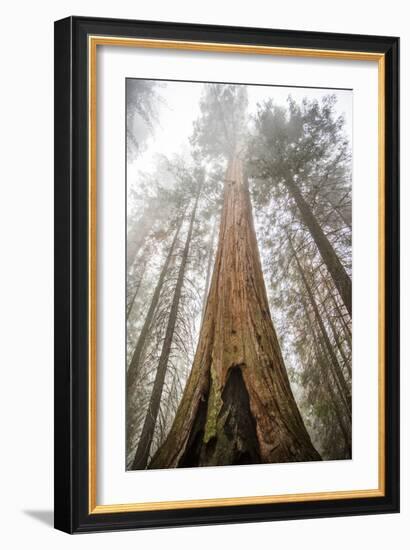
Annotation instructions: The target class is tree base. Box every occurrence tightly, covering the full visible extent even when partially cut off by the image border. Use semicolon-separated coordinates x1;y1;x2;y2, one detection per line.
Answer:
179;367;262;467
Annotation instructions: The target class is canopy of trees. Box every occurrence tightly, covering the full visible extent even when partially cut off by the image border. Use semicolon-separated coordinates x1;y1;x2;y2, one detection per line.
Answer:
126;79;352;470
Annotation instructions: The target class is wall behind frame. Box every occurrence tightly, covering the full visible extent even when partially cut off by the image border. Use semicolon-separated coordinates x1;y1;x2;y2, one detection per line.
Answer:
0;0;406;547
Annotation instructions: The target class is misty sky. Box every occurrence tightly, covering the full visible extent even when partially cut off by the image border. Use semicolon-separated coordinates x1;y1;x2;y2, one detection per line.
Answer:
127;79;352;186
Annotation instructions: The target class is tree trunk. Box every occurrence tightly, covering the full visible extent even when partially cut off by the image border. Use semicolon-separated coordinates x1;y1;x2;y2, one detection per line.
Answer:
324;305;351;377
150;156;320;469
285;177;352;316
289;237;351;419
300;296;351;454
320;265;352;341
325;192;352;230
201;216;217;321
126;217;183;452
127;261;147;320
127;208;154;270
131;188;201;469
315;341;352;455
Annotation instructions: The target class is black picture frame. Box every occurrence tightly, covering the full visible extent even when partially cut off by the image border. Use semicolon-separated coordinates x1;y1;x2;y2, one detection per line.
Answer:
54;15;399;533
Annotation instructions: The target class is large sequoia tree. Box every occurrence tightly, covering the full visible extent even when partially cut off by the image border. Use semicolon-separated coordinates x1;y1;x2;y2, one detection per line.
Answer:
150;86;320;468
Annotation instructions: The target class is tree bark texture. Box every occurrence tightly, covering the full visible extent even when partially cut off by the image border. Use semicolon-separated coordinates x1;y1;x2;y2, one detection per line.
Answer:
150;157;320;469
201;216;217;321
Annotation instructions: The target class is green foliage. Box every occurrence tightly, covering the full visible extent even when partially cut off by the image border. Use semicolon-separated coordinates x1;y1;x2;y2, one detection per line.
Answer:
248;95;351;208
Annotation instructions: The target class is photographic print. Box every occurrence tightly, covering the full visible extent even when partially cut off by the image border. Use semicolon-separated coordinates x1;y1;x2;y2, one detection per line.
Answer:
126;79;352;471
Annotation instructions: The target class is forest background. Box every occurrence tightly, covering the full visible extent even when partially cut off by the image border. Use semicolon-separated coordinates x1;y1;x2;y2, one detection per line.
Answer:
126;79;352;470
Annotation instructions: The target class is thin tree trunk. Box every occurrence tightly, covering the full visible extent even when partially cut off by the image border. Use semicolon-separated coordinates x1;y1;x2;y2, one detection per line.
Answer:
324;305;351;377
310;320;351;455
285;177;352;316
325;193;352;230
315;262;351;377
126;217;184;452
318;329;352;423
162;375;177;432
127;262;147;320
131;188;202;469
317;353;352;456
127;207;155;270
320;265;352;341
299;290;351;453
150;156;320;469
289;237;351;418
201;216;217;321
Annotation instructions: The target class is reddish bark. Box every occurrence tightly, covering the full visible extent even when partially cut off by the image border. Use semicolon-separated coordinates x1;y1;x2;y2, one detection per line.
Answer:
150;156;320;468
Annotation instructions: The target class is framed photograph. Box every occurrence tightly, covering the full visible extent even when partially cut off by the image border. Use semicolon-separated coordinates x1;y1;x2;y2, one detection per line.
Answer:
54;16;399;533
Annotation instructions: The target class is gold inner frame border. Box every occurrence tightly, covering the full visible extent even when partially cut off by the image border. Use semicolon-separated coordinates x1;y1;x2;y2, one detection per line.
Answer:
87;35;385;514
